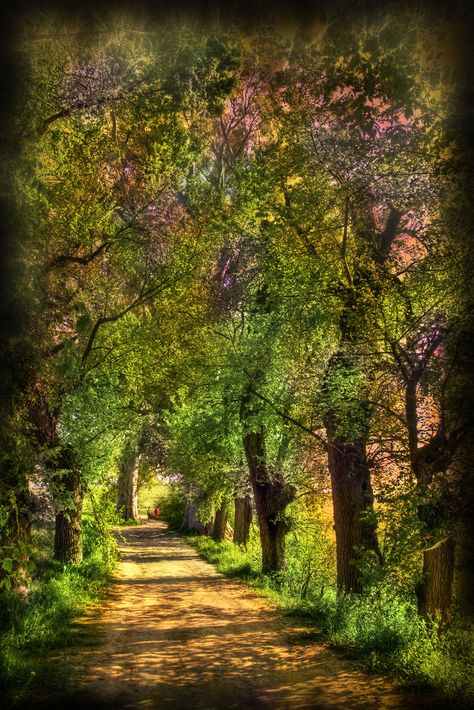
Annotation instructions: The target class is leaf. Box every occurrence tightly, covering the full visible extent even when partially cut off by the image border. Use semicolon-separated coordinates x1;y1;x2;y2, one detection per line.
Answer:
2;558;13;572
0;576;12;591
76;314;92;334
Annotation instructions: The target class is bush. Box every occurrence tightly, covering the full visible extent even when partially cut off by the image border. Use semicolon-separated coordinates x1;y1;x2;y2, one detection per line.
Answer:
158;486;186;529
187;529;262;579
0;516;117;697
187;531;474;706
82;517;118;573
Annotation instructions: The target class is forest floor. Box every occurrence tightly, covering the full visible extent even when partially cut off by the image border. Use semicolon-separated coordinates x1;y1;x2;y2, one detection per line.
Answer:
24;522;445;710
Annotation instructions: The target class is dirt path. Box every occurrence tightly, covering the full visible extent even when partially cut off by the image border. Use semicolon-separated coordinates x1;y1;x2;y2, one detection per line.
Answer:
31;523;441;709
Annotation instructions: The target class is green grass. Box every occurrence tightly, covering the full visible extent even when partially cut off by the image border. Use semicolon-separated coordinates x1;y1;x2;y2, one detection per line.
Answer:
137;478;170;518
186;533;474;707
0;517;118;702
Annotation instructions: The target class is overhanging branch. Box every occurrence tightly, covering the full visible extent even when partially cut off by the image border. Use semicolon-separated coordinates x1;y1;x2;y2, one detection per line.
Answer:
248;387;330;452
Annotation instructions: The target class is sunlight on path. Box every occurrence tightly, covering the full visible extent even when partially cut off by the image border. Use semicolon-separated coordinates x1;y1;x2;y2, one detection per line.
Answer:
34;523;440;709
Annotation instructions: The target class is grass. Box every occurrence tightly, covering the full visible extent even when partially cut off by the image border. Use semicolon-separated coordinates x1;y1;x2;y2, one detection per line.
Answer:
0;516;118;703
137;478;170;519
185;532;474;707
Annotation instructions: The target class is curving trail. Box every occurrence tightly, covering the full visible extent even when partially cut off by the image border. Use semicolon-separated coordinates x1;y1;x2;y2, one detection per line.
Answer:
30;522;441;709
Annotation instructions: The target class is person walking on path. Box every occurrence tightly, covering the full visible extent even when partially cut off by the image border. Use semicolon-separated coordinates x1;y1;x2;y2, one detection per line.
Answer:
147;507;153;520
154;505;159;520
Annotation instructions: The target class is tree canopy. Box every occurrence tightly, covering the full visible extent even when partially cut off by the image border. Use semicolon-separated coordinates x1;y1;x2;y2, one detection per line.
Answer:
1;5;473;671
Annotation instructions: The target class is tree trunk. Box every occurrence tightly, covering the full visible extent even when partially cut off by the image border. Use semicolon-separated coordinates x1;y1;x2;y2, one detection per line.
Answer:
405;376;458;627
54;467;84;564
417;535;456;629
181;502;200;531
1;365;49;588
233;494;252;546
212;502;229;542
319;209;402;592
241;425;295;573
116;447;141;521
327;428;381;593
1;490;33;589
204;518;214;536
180;502;211;533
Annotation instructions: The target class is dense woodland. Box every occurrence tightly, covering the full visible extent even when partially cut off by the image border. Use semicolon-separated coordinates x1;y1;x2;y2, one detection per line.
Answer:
1;5;473;704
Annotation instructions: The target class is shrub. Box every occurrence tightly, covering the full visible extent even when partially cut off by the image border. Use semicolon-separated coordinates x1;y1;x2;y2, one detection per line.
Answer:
0;514;117;696
187;531;474;706
158;486;187;529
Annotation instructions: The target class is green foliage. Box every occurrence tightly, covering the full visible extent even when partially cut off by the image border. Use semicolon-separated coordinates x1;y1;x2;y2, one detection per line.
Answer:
186;531;261;581
320;352;371;438
157;486;187;530
0;520;117;695
81;517;119;569
376;481;424;594
2;10;469;708
281;503;336;600
316;592;474;704
189;532;473;705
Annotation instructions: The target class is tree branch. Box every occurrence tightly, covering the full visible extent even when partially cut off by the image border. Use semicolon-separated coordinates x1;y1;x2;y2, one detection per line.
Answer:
248;387;330;452
81;273;181;363
376;207;403;264
45;240;111;271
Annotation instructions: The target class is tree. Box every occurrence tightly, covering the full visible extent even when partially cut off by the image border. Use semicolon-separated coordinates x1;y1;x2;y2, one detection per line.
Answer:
116;441;142;522
252;18;453;592
9;18;238;564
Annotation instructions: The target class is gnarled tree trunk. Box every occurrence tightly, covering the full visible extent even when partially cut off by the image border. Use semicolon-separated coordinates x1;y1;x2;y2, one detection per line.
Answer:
241;422;295;573
233;494;252;546
204;518;214;535
327;428;381;593
212;502;229;542
322;346;382;593
405;376;460;627
321;207;401;592
418;535;456;629
116;446;141;521
181;502;200;532
180;502;212;534
54;463;84;564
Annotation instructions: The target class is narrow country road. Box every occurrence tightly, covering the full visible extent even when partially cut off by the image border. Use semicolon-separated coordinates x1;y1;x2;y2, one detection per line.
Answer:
29;522;442;709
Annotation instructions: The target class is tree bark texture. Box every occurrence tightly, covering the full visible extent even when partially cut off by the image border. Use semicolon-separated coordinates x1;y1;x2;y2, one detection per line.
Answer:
204;518;214;536
180;502;212;534
241;425;295;573
406;378;454;529
116;447;141;521
417;534;456;628
212;502;229;542
181;502;201;531
404;371;461;627
54;467;84;564
321;208;402;592
233;494;252;546
327;429;381;593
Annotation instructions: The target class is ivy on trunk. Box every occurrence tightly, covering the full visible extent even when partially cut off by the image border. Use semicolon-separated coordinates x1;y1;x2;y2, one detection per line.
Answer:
53;449;84;564
240;407;295;573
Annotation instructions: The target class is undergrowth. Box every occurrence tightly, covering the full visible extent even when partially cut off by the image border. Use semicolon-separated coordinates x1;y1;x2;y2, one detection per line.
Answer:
157;486;187;530
186;532;474;707
0;514;118;700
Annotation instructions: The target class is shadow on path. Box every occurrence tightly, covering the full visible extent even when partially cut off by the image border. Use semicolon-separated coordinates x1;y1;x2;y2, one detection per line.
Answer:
25;522;445;710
